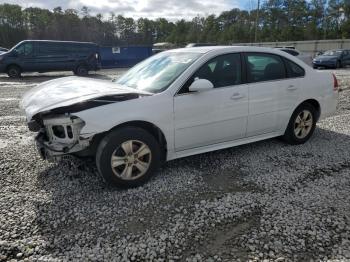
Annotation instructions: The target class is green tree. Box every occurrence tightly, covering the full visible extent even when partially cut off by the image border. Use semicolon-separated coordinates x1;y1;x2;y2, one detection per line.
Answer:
0;4;27;47
0;2;349;48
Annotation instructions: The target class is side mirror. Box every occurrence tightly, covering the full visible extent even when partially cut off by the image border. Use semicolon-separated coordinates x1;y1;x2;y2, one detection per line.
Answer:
189;78;214;92
12;50;18;57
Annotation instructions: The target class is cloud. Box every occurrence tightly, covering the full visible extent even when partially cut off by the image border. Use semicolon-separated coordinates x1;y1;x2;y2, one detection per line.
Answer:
0;0;241;20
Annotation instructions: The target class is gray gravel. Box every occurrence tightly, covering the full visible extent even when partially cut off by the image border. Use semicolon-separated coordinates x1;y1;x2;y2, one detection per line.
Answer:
0;69;350;261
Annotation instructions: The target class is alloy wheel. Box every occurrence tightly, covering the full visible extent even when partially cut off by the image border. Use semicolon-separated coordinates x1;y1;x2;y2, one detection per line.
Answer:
110;140;152;180
294;110;313;139
77;66;88;76
8;68;19;78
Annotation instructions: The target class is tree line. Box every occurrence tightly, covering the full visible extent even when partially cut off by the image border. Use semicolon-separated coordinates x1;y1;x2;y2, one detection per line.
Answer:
0;1;350;48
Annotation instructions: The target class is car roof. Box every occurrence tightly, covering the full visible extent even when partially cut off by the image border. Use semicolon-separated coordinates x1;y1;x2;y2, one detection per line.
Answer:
20;40;98;45
278;47;298;51
168;45;286;55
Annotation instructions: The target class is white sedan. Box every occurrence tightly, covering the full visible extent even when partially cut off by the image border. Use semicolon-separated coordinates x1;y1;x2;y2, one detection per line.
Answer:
21;46;339;188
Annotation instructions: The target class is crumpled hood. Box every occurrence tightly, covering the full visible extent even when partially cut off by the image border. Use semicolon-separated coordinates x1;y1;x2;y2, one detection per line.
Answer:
21;76;151;121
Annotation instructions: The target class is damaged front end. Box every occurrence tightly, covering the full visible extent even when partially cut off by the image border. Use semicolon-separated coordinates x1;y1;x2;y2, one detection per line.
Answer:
21;76;153;161
35;115;91;160
28;93;147;160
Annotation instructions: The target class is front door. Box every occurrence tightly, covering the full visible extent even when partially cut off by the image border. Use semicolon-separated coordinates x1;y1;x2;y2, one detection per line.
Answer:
174;53;248;151
15;42;37;72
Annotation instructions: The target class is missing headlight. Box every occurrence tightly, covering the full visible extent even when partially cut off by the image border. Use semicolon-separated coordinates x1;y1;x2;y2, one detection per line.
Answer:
43;115;85;144
67;126;73;139
52;125;66;139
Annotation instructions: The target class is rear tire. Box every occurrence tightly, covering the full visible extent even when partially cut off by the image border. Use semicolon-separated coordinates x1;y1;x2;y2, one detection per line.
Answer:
283;103;317;145
96;127;161;188
7;65;21;78
74;65;89;76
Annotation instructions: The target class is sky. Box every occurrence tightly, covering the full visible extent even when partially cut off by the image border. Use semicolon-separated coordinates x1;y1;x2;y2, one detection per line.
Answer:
0;0;255;20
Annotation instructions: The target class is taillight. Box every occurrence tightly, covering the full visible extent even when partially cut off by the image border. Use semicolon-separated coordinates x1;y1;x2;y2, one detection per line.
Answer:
332;73;339;91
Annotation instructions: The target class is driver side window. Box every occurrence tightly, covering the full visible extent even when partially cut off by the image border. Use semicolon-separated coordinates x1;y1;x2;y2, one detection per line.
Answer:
178;53;242;94
15;43;34;56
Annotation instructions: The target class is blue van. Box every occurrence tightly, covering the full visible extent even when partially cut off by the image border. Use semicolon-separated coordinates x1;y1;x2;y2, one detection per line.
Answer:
0;40;101;78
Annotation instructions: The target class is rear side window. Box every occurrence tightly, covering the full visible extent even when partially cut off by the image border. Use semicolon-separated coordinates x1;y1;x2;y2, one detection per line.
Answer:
38;42;95;55
246;53;286;83
282;49;299;56
64;44;94;54
284;59;305;78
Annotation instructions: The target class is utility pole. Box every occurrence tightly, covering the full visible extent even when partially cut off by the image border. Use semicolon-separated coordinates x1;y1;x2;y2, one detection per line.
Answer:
254;0;261;43
249;0;252;43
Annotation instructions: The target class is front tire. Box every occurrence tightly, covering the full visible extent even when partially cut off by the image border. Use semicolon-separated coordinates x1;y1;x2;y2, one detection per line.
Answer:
283;103;317;145
7;65;21;78
96;127;161;188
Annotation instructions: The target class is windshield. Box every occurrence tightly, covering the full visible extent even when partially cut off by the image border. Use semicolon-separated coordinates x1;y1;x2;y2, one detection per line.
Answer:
116;51;202;93
323;50;342;56
10;42;22;52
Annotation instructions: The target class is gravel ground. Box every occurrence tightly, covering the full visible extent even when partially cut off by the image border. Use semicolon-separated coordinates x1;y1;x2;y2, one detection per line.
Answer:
0;68;350;262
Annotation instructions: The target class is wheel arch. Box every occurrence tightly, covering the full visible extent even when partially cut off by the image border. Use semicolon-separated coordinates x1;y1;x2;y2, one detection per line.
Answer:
75;62;88;70
296;99;321;121
6;64;22;72
87;120;168;162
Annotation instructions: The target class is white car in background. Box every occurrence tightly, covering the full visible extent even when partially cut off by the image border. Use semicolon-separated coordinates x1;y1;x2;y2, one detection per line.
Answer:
278;48;313;66
21;46;339;188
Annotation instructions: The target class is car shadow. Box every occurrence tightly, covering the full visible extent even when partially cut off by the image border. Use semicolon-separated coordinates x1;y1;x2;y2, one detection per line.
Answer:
32;127;350;260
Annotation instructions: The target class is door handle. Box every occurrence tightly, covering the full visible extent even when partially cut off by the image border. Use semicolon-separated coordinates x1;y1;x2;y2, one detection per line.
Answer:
231;93;245;100
287;85;298;91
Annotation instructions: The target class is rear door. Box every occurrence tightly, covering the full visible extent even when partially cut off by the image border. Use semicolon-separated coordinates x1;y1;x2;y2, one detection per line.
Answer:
174;53;248;151
276;58;305;129
244;52;297;137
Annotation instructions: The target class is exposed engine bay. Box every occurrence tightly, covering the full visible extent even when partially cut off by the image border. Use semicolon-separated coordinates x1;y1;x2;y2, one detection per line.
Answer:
23;85;150;160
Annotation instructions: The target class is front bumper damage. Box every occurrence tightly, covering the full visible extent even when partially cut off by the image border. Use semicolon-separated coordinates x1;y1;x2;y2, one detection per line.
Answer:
35;115;92;160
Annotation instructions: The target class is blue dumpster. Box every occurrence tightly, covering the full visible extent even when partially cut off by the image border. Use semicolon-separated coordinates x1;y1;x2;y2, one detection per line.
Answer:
100;46;153;68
